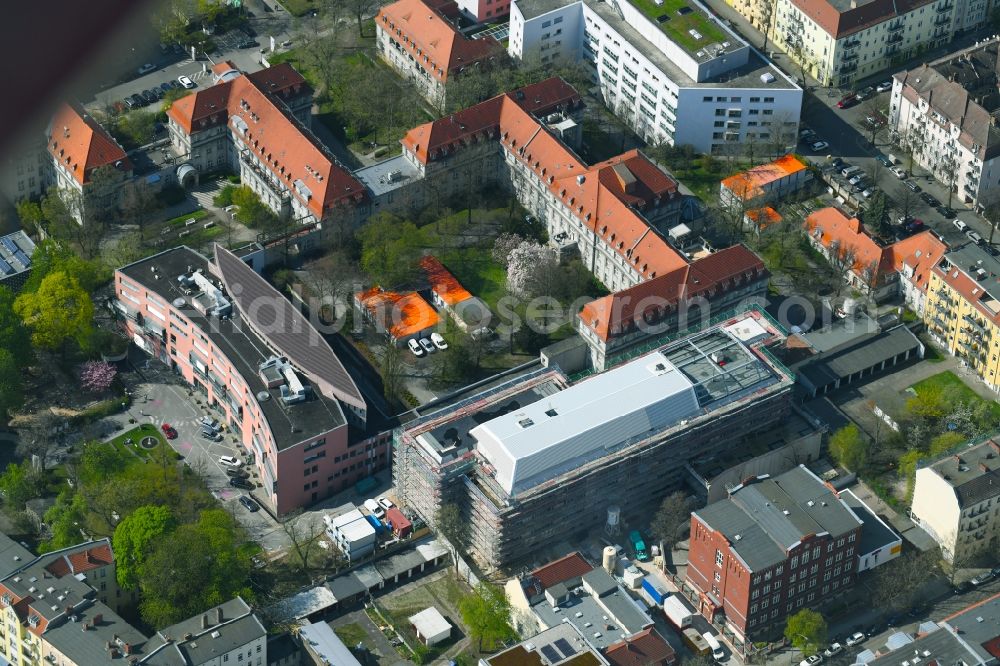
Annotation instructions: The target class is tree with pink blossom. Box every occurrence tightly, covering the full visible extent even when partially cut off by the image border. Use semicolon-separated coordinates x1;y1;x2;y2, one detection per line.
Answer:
491;233;524;268
79;360;117;394
506;241;559;299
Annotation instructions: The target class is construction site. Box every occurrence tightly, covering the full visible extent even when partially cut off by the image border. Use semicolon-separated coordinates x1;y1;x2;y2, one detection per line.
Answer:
392;308;798;572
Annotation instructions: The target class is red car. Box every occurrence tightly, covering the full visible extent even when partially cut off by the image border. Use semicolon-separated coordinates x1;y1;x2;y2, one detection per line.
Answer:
160;423;177;439
837;93;859;109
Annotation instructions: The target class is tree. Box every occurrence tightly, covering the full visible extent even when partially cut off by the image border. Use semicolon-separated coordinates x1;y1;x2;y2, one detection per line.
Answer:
862;190;892;240
650;491;693;545
828;424;868;472
114;111;158;149
120;180;157;236
378;343;405;406
79;360;117;393
113;505;178;590
906;385;948;420
859;100;888;145
357;213;424;286
23;239;109;293
871;548;938;611
899;449;925;503
230;186;280;231
105;231;148;268
39;491;89;553
826;241;858;297
0;350;24;420
281;512;326;574
929;431;965;457
492;233;525;268
784;609;828;657
506;240;559;299
458;582;517;652
14;271;94;354
15;200;45;234
16;411;63;467
0;460;44;512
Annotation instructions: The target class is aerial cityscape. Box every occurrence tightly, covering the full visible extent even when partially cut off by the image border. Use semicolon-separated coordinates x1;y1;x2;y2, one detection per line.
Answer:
1;0;1000;663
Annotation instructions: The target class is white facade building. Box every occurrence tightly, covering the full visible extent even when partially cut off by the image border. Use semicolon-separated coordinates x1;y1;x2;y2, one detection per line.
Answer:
910;438;1000;564
325;509;377;561
507;0;802;153
889;39;1000;210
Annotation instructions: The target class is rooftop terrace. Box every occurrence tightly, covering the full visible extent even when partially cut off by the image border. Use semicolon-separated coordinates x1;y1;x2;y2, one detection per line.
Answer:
627;0;729;56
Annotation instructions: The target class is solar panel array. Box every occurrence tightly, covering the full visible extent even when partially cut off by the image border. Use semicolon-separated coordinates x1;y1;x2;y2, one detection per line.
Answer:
0;238;17;254
553;638;577;658
0;259;11;276
540;645;561;663
0;235;31;272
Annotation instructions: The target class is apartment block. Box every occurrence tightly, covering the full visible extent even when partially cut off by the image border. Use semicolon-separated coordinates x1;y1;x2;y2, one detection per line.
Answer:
769;0;958;88
923;241;1000;391
393;309;795;570
375;0;503;109
166;63;366;227
910;438;1000;564
114;245;386;517
507;0;802;153
687;465;864;640
455;0;513;22
890;39;1000;210
142;597;267;666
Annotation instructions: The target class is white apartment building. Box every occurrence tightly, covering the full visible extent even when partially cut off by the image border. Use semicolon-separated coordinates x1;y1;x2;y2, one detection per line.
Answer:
890;39;1000;210
770;0;958;87
910;438;1000;564
507;0;802;153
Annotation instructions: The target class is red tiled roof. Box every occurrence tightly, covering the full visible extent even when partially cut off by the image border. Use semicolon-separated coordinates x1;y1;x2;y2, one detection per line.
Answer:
746;206;782;230
44;543;113;578
376;0;501;83
788;0;936;39
605;628;677;666
167;63;365;218
530;552;593;590
720;155;807;201
890;230;947;294
355;287;440;339
47;102;131;186
420;256;473;306
579;245;768;343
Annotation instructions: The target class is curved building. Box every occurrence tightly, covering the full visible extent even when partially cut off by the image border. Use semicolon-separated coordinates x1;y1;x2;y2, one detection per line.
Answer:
114;244;381;516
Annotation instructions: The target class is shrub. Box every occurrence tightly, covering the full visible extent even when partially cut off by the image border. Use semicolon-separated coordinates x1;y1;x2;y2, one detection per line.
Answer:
213;185;237;207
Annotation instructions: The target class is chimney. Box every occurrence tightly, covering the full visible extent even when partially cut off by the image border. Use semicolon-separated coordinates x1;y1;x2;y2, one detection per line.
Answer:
93;613;102;625
215;606;223;624
201;614;209;629
81;621;89;632
123;643;132;655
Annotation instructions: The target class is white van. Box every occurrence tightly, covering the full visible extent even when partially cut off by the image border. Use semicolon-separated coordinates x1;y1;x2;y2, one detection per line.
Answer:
364;498;385;519
842;166;862;178
703;632;725;662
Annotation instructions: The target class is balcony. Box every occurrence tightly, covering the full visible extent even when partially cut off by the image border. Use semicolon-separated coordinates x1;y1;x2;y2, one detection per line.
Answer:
840;62;858;74
963;314;986;333
888;20;903;31
886;44;900;55
843;51;859;62
843;38;861;48
888;32;904;44
934;14;950;25
936;2;953;11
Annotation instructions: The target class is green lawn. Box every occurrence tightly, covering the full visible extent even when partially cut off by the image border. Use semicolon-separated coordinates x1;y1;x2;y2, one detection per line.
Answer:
629;0;728;54
378;575;472;662
911;371;1000;418
107;424;180;463
334;623;370;648
164;209;209;229
276;0;318;16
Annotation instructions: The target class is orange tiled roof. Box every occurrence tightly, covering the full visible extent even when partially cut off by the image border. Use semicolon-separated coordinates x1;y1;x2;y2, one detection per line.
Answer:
530;552;593;590
376;0;501;83
891;230;948;293
44;542;113;578
47;102;131;186
355;287;440;339
419;256;472;306
746;206;783;230
167;64;366;218
933;257;1000;324
579;245;768;343
605;628;677;666
721;155;808;201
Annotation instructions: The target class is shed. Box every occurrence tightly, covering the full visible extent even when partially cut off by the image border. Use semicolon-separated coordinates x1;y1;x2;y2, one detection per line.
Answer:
408;607;452;646
385;507;412;538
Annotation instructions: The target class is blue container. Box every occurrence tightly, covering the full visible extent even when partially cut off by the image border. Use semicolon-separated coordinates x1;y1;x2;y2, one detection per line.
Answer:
642;577;668;605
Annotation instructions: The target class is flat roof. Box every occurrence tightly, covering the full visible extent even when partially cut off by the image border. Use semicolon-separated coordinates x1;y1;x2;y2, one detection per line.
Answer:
484;623;606;666
800;312;880;354
353;154;423;197
408;607;452;638
118;247;348;450
867;625;981;666
0;230;34;281
797;325;923;391
944;592;1000;664
840;489;901;556
299;622;362;666
531;585;652;650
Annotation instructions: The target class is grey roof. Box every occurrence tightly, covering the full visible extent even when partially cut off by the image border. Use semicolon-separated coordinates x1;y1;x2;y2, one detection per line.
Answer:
0;533;32;579
840;490;901;556
797;325;922;391
326;572;368;600
353;564;384;591
532;589;652;650
119;247;348;450
926;438;1000;507
263;585;337;624
694;465;864;572
214;245;365;411
582;568;618;597
352;154;422;197
945;593;1000;664
800;313;879;354
142;597;265;666
298;622;361;666
895;39;1000;161
374;548;429;581
42;601;148;665
867;624;985;666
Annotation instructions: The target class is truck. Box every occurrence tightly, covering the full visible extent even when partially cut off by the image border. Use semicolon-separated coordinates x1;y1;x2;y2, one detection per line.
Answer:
641;578;668;605
663;594;693;629
683;628;710;655
703;632;726;661
629;530;649;561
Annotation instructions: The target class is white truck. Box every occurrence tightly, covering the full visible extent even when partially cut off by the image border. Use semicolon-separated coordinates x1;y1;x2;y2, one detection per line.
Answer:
662;594;693;629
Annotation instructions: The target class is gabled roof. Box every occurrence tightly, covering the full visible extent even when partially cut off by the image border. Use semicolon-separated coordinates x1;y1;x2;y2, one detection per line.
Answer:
746;206;783;230
578;245;768;343
47;102;131;186
721;155;807;201
530;552;593;590
787;0;937;39
376;0;501;82
604;628;676;666
419;255;472;306
354;286;440;339
43;542;113;578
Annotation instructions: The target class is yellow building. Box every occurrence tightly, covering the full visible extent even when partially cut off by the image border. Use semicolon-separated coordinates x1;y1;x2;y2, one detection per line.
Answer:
924;246;1000;391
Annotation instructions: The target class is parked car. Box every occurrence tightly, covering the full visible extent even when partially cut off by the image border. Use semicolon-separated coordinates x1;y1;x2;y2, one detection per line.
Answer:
219;455;242;467
123;97;137;110
199;430;222;442
159;81;173;93
137;63;156;75
862;187;875;198
953;581;973;594
377;496;394;510
239;495;259;512
225;467;247;478
876;154;893;167
799;655;823;666
141;89;158;103
229;477;253;490
876;80;893;92
200;416;219;431
970;570;996;586
407;338;425;357
419;338;435;354
904;219;925;233
129;93;146;107
967;229;984;244
160;423;177;439
954;219;969;232
837;93;859;108
848;174;866;186
890;166;907;179
865;114;883;126
178;75;196;89
823;643;843;658
810;141;829;152
831;157;845;169
430;332;448;350
937;205;957;218
842;165;862;178
364;498;385;519
905;180;922;193
921;192;941;207
986;245;1000;257
845;632;866;647
857;85;876;100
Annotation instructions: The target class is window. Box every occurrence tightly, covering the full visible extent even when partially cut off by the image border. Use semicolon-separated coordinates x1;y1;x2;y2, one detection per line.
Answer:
716;550;724;567
714;121;725;127
847;547;855;556
827;543;834;553
704;96;713;102
775;566;783;575
764;96;775;102
837;538;845;547
763;584;771;594
750;96;760;102
763;109;774;115
774;579;782;589
714;571;721;582
752;589;760;599
542;19;551;26
801;551;809;565
554;15;563;22
731;96;742;102
812;546;821;560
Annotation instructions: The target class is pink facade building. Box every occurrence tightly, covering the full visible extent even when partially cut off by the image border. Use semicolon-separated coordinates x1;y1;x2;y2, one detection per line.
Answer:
114;244;387;516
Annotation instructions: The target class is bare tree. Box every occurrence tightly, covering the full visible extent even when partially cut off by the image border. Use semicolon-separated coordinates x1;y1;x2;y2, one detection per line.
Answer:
931;153;959;208
16;410;64;469
898;125;927;176
281;512;326;575
827;240;858;297
871;548;939;611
